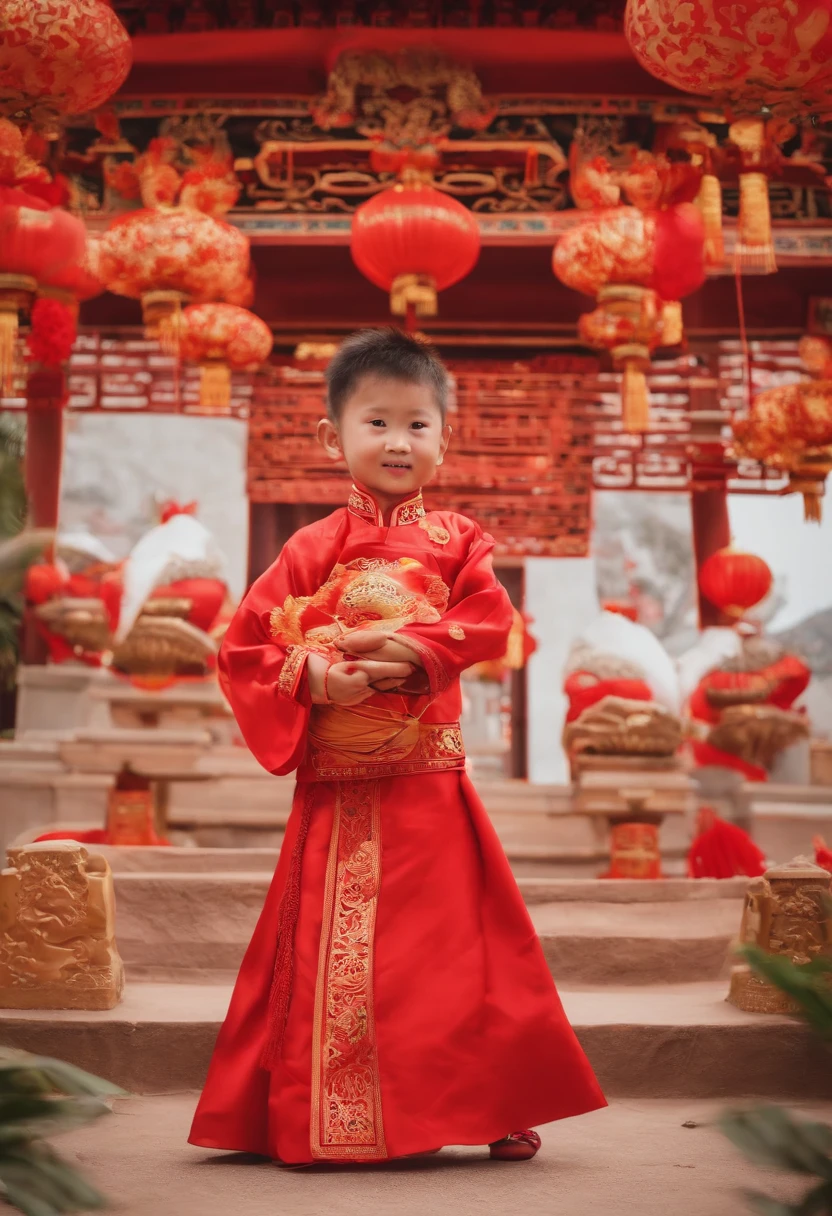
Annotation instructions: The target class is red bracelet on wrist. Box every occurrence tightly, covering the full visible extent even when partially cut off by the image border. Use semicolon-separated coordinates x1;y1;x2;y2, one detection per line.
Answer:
323;663;333;704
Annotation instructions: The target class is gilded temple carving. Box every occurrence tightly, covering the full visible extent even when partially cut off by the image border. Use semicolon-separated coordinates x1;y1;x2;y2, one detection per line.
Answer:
728;857;832;1015
0;842;125;1011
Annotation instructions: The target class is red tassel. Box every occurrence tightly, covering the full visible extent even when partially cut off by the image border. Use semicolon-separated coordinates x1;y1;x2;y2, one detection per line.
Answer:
687;807;767;879
260;787;315;1069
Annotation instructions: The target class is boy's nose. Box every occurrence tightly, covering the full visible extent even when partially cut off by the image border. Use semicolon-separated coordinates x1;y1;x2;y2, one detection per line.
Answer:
385;434;411;452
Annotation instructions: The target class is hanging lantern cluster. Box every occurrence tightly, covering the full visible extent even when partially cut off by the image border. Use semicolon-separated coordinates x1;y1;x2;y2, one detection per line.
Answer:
553;197;705;432
698;548;773;619
624;2;832;275
350;173;481;325
177;303;273;412
98;208;251;348
0;0;132;131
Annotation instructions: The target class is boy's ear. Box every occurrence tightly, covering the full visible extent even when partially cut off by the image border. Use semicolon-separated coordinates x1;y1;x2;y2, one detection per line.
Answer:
317;417;343;463
436;423;452;467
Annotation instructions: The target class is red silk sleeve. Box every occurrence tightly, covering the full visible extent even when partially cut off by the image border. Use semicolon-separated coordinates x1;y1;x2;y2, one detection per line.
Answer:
398;524;514;696
218;544;313;776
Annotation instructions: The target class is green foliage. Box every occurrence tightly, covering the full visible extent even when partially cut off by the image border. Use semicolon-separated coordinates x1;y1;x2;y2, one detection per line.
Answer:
720;1107;832;1216
721;945;832;1214
0;1048;126;1216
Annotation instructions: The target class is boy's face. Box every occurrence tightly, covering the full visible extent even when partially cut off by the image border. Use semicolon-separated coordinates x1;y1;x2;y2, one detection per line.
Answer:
319;373;451;503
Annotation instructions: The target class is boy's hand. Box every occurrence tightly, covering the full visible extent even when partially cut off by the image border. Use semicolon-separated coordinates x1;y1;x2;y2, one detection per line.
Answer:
337;630;424;668
307;652;413;706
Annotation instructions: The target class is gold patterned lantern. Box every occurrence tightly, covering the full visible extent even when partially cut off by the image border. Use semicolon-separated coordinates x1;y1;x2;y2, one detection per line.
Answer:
0;0;132;131
178;302;273;412
732;380;832;521
625;1;832;120
98;208;250;345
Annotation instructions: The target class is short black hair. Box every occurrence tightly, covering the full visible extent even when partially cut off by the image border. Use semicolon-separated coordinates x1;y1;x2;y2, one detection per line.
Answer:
325;327;449;422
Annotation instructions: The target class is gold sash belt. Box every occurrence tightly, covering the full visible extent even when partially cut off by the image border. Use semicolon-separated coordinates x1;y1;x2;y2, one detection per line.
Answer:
306;703;464;780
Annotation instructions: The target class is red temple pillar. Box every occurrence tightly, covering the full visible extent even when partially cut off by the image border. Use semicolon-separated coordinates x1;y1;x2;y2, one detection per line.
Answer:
21;366;67;664
687;378;732;630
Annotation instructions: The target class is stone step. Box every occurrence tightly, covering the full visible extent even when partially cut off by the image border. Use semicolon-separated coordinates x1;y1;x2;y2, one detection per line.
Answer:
106;871;742;985
2;981;824;1101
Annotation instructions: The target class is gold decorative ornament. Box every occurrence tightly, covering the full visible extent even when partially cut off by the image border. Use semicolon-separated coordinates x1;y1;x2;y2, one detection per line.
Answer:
728;858;832;1014
0;842;124;1011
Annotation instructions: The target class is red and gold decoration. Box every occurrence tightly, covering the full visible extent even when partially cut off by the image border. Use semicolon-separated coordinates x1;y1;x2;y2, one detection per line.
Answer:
688;635;811;782
178;302;273;412
0;0;132;130
732;379;832;521
351;178;481;323
698;547;773;620
0;184;85;392
554;198;705;431
625;0;832;120
605;822;662;881
98;208;250;344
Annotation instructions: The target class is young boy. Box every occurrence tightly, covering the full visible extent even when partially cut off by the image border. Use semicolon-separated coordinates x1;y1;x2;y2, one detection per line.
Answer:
188;329;605;1166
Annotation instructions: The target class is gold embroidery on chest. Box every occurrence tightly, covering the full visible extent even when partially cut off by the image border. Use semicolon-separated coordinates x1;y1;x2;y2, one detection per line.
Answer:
419;518;451;546
269;557;450;647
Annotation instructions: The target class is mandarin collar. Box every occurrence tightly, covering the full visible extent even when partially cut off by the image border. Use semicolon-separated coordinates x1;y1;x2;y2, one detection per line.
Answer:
347;484;426;527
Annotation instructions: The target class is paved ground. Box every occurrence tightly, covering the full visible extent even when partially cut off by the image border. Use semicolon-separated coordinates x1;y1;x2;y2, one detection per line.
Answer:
55;1095;823;1216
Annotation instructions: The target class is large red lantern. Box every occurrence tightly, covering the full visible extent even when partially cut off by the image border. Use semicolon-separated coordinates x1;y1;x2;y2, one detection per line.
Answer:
732;381;832;521
0;0;132;128
698;548;773;618
624;1;832;119
554;203;705;431
178;302;273;412
351;182;480;321
98;208;251;341
0;186;85;391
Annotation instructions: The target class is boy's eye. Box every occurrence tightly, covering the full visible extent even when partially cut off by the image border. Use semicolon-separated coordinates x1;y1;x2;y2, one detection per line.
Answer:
369;419;386;427
411;421;426;430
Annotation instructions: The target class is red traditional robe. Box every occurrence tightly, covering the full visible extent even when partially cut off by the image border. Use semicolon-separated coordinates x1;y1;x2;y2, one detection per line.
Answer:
189;486;605;1164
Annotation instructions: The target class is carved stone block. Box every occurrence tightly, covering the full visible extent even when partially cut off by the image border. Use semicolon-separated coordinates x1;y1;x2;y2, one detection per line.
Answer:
728;856;832;1015
0;841;124;1010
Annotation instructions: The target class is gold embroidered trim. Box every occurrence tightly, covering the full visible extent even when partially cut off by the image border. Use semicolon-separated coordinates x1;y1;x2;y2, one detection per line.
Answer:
448;624;466;641
392;494;426;525
397;633;450;694
347;485;382;526
419;518;451;545
307;721;465;780
311;780;386;1160
347;485;426;527
277;645;308;700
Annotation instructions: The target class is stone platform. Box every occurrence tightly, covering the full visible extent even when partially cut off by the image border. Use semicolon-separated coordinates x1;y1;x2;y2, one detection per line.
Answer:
54;1095;824;1216
2;980;826;1101
102;869;745;985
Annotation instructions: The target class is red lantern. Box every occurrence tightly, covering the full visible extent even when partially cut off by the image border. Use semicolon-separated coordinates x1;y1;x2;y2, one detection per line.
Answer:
624;1;832;119
0;0;132;129
98;208;251;341
178;302;273;412
24;561;67;605
698;548;773;618
732;380;832;521
351;182;481;320
0;186;85;391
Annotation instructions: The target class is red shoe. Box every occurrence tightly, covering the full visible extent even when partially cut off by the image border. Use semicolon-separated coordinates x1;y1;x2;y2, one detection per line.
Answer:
489;1130;541;1161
